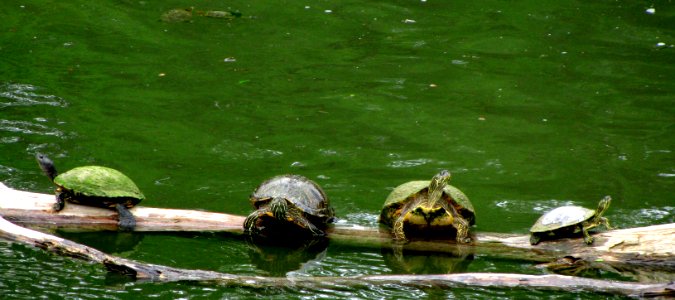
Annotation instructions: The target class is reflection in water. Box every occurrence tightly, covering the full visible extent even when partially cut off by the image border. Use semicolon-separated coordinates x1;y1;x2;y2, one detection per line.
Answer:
536;255;675;283
246;236;329;276
55;231;144;255
382;247;473;275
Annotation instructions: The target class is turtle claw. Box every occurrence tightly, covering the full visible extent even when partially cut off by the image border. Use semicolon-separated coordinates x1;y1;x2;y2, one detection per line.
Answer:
600;217;613;230
118;219;136;232
581;225;594;245
392;236;409;245
449;209;472;244
293;211;325;237
583;234;594;245
116;204;136;231
52;193;65;212
459;236;472;244
308;226;325;237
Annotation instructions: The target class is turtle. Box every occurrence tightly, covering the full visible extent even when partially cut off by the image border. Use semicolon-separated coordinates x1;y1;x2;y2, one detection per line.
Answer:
35;153;145;231
161;8;194;23
243;175;335;238
379;170;475;243
529;196;612;245
199;10;239;19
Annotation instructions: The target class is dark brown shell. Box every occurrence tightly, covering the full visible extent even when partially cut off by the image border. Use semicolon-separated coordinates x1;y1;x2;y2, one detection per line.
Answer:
251;175;334;222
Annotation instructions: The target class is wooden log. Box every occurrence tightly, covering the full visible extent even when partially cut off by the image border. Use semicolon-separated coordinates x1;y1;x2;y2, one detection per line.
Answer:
0;215;671;298
1;182;673;282
0;182;245;232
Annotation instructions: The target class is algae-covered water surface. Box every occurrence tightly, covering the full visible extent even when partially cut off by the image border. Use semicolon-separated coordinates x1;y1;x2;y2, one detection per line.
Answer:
1;1;673;298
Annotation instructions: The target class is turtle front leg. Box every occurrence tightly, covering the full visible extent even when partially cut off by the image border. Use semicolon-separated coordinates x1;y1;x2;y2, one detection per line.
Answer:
392;216;407;242
288;209;325;237
440;201;471;244
243;209;266;235
580;224;594;245
53;192;66;212
52;188;68;212
115;204;136;231
599;217;613;230
452;216;471;244
530;234;541;245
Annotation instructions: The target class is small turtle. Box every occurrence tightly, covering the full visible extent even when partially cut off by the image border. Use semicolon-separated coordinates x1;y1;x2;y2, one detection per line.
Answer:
161;8;193;23
36;153;144;231
243;175;335;238
379;170;475;243
199;10;238;19
529;196;612;245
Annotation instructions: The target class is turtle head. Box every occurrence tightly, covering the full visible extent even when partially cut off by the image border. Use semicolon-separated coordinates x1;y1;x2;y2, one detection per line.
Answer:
269;197;288;221
595;195;611;216
427;170;451;208
35;153;58;181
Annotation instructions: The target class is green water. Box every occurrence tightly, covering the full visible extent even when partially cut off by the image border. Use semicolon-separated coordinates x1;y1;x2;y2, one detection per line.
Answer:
1;0;673;298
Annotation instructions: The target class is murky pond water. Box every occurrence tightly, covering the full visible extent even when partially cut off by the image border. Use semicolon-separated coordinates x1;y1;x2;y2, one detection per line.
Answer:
1;0;673;298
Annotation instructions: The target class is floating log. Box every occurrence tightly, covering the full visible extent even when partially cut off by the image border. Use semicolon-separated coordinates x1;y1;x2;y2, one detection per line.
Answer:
0;182;245;232
1;182;673;282
0;215;671;298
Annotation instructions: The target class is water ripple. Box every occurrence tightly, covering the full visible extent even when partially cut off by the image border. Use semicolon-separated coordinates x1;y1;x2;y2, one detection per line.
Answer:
211;139;283;160
337;212;379;227
0;119;64;137
494;198;576;213
387;158;432;168
0;83;67;108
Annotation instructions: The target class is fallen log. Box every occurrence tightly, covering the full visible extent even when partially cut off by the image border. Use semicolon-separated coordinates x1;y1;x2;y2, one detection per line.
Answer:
0;216;671;298
1;182;673;282
0;182;245;232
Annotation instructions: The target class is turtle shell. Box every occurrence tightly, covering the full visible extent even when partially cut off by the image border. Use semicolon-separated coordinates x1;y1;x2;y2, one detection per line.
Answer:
381;180;475;226
530;206;596;233
251;175;334;221
54;166;144;207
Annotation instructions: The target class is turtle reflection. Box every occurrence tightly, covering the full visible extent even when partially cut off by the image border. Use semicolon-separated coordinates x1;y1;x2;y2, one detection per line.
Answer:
382;247;473;274
246;236;329;276
57;230;144;255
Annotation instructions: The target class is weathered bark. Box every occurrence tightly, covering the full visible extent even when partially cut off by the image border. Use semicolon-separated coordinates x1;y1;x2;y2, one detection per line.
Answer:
1;182;673;282
0;215;671;298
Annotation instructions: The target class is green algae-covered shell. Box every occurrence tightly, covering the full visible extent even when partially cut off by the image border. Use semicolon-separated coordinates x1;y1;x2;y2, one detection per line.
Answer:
529;206;596;233
54;166;145;201
381;180;475;225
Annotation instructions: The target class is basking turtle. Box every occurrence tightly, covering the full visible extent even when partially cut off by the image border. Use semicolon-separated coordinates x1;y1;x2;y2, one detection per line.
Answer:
379;170;475;243
161;7;240;23
161;8;193;23
199;10;238;19
36;153;144;231
529;196;612;245
243;175;335;238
